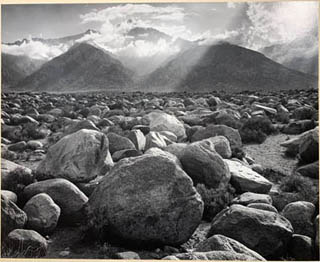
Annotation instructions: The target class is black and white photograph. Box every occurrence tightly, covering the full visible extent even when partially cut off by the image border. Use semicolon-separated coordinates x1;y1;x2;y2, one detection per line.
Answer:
1;1;319;260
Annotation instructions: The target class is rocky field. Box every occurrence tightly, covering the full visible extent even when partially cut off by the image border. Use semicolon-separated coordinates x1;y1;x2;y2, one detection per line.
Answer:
1;89;319;260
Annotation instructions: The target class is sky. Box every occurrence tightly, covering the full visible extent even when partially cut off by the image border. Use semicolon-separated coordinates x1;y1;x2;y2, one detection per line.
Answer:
1;2;319;61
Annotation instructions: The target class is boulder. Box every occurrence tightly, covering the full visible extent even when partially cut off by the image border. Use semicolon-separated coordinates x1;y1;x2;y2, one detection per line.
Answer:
225;159;272;193
127;129;146;151
299;127;319;163
112;149;142;162
180;140;230;189
8;141;27;151
88;153;203;246
107;132;136;155
296;161;319;179
63;119;99;135
7;229;48;257
147;111;186;139
288;234;314;261
114;251;140;259
195;234;265;260
281;201;315;237
208;204;293;258
1;159;33;193
247;203;278;213
231;192;272;206
282;120;316;135
164;143;187;160
145;131;168;151
191;124;242;148
204;136;232;159
23;178;88;223
162;251;264;260
1;195;27;240
23;193;61;235
37;129;113;183
1;190;18;203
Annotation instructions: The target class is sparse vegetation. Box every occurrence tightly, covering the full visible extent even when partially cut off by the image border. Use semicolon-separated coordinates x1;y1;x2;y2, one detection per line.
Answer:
240;116;276;143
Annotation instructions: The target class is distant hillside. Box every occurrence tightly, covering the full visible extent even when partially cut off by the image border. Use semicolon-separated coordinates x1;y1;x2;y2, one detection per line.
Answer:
13;43;134;92
141;43;317;92
2;53;45;89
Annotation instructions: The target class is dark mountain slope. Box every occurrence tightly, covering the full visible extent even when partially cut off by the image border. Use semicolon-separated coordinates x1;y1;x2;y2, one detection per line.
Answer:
142;43;317;92
14;43;134;92
2;53;45;88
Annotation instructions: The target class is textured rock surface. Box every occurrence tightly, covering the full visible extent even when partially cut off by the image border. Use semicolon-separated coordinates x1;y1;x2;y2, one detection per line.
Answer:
208;204;293;258
23;178;88;223
225;159;272;193
88;153;203;246
180;140;230;189
37;129;113;183
23;193;61;234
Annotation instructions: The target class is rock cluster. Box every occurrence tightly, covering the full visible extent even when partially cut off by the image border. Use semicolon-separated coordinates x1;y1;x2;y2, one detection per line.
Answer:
1;89;318;259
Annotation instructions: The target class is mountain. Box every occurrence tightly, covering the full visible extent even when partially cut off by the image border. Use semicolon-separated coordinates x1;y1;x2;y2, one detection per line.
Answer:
117;27;197;76
2;53;45;88
260;37;318;76
13;43;133;92
3;29;99;46
141;43;317;92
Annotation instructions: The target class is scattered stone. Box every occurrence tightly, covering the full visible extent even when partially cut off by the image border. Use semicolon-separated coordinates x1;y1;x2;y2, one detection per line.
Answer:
191;124;242;148
225;159;272;193
23;193;61;235
1;159;33;192
127;129;146;151
145;131;168;150
208;204;293;258
8;141;27;151
247;203;278;213
1;190;18;203
114;251;141;259
281;201;315;237
37;129;113;183
23;178;88;223
1;195;27;240
288;234;314;261
7;229;48;257
195;234;265;260
180;140;231;189
231;192;272;206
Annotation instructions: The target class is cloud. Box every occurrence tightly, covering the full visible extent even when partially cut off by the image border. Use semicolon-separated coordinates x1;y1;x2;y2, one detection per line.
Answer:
244;1;318;49
2;40;68;60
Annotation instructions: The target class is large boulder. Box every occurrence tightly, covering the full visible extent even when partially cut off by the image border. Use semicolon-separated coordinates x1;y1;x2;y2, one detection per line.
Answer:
37;129;113;183
180;140;230;190
225;159;272;193
191;124;242;148
281;201;315;238
88;153;203;246
147;111;186;139
23;178;88;223
1;159;33;192
7;229;48;257
1;195;27;241
195;234;265;260
208;204;293;258
23;193;61;235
